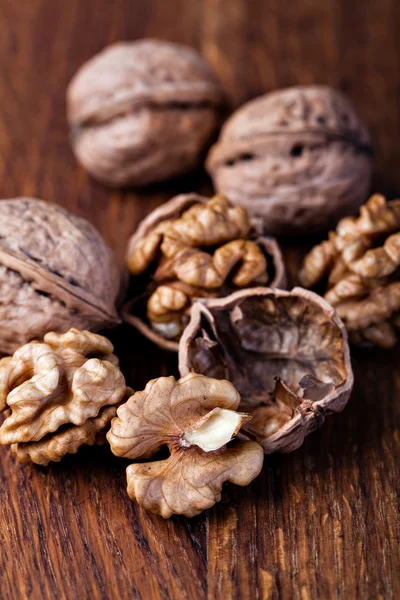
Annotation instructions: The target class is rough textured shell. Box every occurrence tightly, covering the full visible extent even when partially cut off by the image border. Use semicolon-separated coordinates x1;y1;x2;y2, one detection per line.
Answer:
206;85;373;235
123;193;286;351
0;198;120;354
179;287;353;453
67;39;224;187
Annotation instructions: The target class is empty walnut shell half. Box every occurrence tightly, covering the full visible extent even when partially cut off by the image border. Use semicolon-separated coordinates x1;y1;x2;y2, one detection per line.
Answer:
123;193;286;351
299;193;400;348
0;329;128;466
179;287;353;453
67;39;224;187
206;85;373;235
0;198;120;355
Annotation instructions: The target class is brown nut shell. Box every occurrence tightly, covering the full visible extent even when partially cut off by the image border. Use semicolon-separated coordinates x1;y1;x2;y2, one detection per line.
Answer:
206;85;373;235
179;287;353;453
123;194;286;351
67;39;225;187
0;198;120;355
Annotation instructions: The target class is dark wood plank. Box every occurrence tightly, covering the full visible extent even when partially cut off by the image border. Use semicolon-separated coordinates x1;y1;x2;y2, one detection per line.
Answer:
0;1;400;598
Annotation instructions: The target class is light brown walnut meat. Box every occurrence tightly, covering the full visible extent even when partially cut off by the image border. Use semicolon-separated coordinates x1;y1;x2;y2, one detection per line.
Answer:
0;329;128;466
67;39;224;187
206;85;373;235
179;287;353;454
299;194;400;347
124;193;285;351
0;198;120;355
107;373;263;518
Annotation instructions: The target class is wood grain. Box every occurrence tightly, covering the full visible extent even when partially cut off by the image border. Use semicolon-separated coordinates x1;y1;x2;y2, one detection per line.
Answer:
0;1;400;598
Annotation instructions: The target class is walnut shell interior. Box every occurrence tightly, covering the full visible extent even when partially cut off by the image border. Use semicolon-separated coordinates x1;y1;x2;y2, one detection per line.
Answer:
123;194;286;351
179;287;353;453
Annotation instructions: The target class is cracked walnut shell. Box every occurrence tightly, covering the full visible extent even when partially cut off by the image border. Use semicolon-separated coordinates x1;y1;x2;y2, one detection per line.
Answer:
0;329;128;465
0;198;120;355
123;193;286;351
206;85;373;235
179;287;353;453
299;194;400;347
67;39;224;187
107;373;264;518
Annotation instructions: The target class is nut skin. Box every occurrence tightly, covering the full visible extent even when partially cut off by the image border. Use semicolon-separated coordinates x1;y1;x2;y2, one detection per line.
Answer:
206;85;373;235
67;39;224;187
0;198;120;355
299;194;400;347
123;193;286;351
179;287;353;454
107;373;264;518
0;329;128;465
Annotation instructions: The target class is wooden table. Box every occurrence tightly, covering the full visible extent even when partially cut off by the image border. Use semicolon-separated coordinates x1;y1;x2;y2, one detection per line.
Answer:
0;1;399;598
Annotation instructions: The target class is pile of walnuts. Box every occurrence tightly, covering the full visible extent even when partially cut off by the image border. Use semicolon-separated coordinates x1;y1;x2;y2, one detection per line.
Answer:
0;37;396;519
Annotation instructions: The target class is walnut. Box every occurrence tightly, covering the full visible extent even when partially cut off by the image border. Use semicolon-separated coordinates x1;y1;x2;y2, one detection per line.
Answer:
206;85;373;235
123;193;286;351
67;39;224;187
179;287;353;453
299;194;400;347
107;373;264;518
0;329;128;466
0;198;120;355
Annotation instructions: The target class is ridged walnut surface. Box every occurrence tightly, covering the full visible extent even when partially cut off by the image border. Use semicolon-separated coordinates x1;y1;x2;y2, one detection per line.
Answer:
179;287;353;453
107;373;263;518
0;198;120;354
0;329;127;465
124;193;286;351
206;85;373;235
299;193;400;347
67;39;224;187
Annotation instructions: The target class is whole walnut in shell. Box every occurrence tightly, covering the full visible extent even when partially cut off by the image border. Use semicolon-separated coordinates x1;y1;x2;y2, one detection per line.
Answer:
107;373;264;518
123;193;286;351
299;194;400;348
67;39;224;187
179;287;353;453
206;85;373;235
0;198;120;355
0;329;128;466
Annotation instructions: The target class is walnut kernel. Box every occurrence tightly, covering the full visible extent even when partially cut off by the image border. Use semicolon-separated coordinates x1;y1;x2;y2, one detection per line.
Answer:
0;329;128;465
107;373;263;518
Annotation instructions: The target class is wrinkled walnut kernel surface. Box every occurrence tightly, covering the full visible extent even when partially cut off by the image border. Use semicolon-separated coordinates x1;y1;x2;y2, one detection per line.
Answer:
0;329;127;465
179;287;353;453
206;86;373;235
107;373;263;518
124;193;286;351
0;198;120;355
299;194;400;347
67;39;224;187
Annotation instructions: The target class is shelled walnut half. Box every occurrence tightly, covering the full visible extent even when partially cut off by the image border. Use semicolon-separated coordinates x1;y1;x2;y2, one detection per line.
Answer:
124;193;286;351
0;198;120;355
299;194;400;347
107;373;264;518
179;287;353;453
0;329;128;466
